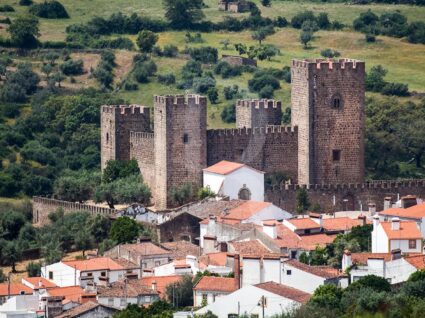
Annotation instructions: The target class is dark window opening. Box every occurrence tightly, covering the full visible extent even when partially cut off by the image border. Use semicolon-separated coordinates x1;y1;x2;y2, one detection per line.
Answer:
304;229;311;234
106;133;109;143
333;98;341;108
183;133;189;143
333;150;341;161
286;270;292;275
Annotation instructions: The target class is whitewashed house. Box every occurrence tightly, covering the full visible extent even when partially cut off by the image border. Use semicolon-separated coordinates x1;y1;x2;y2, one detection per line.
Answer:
203;160;265;201
195;282;310;317
193;276;238;307
0;294;38;318
379;202;425;237
371;215;423;254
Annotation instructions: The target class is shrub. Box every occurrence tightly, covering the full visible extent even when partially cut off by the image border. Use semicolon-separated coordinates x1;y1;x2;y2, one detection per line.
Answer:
189;47;218;64
192;76;216;93
207;87;219;104
407;22;425;44
182;60;202;79
223;85;239;100
60;59;84;76
133;67;149;83
0;5;15;12
162;45;179;57
259;84;274;98
353;10;379;33
382;82;409;96
321;48;341;58
157;73;176;85
274;16;288;27
19;0;33;5
221;104;236;123
291;11;316;29
124;81;138;91
365;33;376;42
248;72;280;93
185;32;203;43
317;12;331;30
26;262;41;277
29;1;69;19
136;30;158;53
0;83;27;103
365;65;387;92
214;61;242;78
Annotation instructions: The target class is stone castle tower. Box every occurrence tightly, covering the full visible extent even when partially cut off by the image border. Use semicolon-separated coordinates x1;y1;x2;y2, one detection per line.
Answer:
100;105;150;170
236;99;282;129
291;58;365;185
153;95;207;208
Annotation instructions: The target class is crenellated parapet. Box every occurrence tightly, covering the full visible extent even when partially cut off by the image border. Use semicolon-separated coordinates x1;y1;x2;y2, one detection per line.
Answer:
130;131;154;144
236;99;283;129
207;126;297;137
292;58;365;71
154;94;207;108
101;104;150;116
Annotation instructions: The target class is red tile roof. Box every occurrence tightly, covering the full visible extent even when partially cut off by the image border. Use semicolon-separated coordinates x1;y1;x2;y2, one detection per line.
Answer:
98;281;158;298
203;161;245;175
139;276;182;299
380;203;425;220
119;242;171;257
230;240;271;255
322;217;362;232
381;221;422;240
404;254;425;269
199;252;228;268
63;257;125;271
255;282;311;304
47;286;95;304
0;283;33;296
55;301;117;318
22;277;57;290
286;218;321;230
350;253;392;265
194;276;237;293
222;201;271;221
285;260;342;279
273;224;336;250
161;241;201;258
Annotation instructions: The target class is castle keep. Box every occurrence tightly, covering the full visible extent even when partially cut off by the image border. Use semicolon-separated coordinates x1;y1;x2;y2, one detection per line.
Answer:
101;59;366;209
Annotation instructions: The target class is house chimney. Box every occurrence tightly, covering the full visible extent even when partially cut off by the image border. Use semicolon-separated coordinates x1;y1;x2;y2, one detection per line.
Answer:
391;248;401;260
368;203;376;215
373;214;380;230
151;281;157;291
384;197;392;210
391;217;400;231
262;221;277;239
342;250;352;272
208;215;216;226
38;280;43;288
358;215;366;226
234;254;241;290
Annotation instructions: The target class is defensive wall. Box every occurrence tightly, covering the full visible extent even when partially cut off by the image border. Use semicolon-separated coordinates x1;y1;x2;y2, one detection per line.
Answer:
130;131;155;193
207;126;299;182
32;196;116;225
265;179;425;212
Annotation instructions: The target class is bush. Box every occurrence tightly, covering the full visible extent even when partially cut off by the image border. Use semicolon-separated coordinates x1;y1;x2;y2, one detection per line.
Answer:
291;11;316;29
0;5;15;12
26;262;41;277
248;71;280;93
382;82;409;96
189;47;218;64
321;48;341;58
162;45;178;57
192;76;216;94
317;12;331;30
0;83;27;103
274;16;288;27
60;59;84;76
214;61;242;78
124;81;138;91
223;85;239;100
19;0;33;5
29;1;69;19
259;84;274;98
221;104;236;123
353;10;379;33
185;32;203;43
133;60;157;83
207;87;219;104
407;22;425;44
157;73;176;85
136;30;158;53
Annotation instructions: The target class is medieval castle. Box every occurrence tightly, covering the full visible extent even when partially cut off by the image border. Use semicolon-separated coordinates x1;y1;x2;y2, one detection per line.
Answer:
101;58;371;209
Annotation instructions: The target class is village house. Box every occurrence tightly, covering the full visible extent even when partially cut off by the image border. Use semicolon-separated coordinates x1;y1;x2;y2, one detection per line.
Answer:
138;276;182;300
97;281;159;309
203;160;265;201
379;201;425;237
0;283;33;305
104;241;172;270
193;276;238;307
41;257;140;288
195;281;310;317
371;215;423;253
0;294;38;318
55;301;118;318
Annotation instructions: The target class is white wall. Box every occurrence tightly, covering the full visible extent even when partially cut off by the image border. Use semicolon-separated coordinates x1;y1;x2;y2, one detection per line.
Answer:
242;259;261;286
194;291;228;307
282;264;325;294
203;166;264;201
263;259;282;284
196;285;301;317
372;225;389;253
97;296;138;310
390;239;422;254
42;262;79;287
245;205;291;225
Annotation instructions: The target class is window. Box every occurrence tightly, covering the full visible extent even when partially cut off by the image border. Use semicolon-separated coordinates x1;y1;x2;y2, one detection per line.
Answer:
333;97;341;108
106;133;109;143
409;240;417;249
332;149;341;162
120;298;126;307
228;315;238;318
48;271;53;280
108;298;114;306
238;186;251;200
291;250;297;259
144;296;151;303
183;133;189;143
155;261;161;267
202;294;208;301
101;272;106;277
286;270;292;275
87;272;93;277
305;229;311;234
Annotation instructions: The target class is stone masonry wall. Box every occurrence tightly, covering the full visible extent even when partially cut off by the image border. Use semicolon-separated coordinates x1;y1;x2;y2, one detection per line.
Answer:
32;197;116;225
265;180;425;213
236;99;282;129
130;132;155;194
207;126;298;182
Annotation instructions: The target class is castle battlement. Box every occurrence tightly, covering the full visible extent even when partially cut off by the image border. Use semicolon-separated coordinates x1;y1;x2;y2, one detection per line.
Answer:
207;126;297;137
101;104;150;115
278;179;425;192
292;58;365;71
237;99;282;109
130;131;154;142
154;94;207;107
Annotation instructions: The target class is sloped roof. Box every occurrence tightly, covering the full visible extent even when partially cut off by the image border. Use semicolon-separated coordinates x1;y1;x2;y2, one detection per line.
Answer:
161;241;201;259
63;257;124;271
193;276;237;293
199;252;228;267
404;254;425;269
203;161;245;175
286;218;321;230
230;240;271;255
98;281;158;298
56;301;117;318
139;276;182;299
222;201;272;221
381;221;422;240
47;286;93;304
22;277;57;290
322;217;363;232
285;260;342;279
120;242;171;257
0;283;33;296
379;203;425;220
350;253;392;265
255;282;311;304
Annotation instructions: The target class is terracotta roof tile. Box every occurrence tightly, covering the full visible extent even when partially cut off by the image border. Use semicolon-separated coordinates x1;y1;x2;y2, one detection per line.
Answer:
230;240;271;255
63;257;124;271
0;283;33;296
404;254;425;269
286;218;321;230
98;281;158;298
222;201;271;221
273;224;336;250
350;253;392;265
194;276;237;293
380;203;425;220
381;221;422;240
47;286;95;304
322;217;362;232
161;241;201;259
199;252;228;267
120;242;171;257
22;277;57;290
203;161;245;175
139;276;182;299
255;282;311;304
285;260;342;279
55;302;116;318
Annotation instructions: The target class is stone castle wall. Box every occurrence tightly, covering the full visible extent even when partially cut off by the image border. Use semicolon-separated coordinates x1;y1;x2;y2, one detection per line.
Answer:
236;99;282;129
207;126;298;182
265;180;425;212
130;132;155;193
32;197;116;225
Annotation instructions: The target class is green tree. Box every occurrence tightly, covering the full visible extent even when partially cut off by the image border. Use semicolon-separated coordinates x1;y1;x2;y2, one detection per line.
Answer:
0;211;26;240
309;284;343;311
163;0;204;29
365;65;388;92
109;216;139;244
136;30;159;53
165;274;193;307
207;87;219;104
197;187;215;200
103;159;140;183
0;269;5;283
89;215;112;243
8;15;40;48
300;31;313;48
1;240;21;272
261;0;271;6
347;275;391;293
296;188;310;214
26;262;41;277
170;183;193;206
409;269;425;282
54;171;100;202
74;228;94;256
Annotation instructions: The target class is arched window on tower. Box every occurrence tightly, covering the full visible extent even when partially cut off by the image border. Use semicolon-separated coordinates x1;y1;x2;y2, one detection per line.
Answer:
331;94;342;109
238;185;251;200
106;133;109;143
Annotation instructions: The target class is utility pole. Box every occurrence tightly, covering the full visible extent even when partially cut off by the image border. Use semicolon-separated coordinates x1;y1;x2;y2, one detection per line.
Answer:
7;272;11;299
124;278;128;307
260;295;266;318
